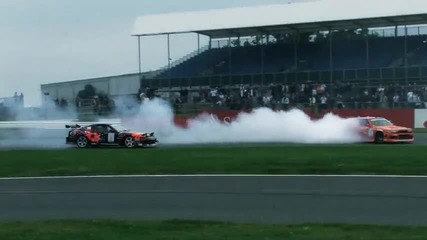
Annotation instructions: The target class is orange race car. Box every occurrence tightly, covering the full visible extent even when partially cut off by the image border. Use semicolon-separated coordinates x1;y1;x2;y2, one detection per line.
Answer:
356;117;414;143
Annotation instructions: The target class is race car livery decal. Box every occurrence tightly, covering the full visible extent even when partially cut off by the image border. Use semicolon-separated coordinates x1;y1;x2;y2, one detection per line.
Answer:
85;131;100;143
107;133;115;143
368;128;374;138
131;132;142;141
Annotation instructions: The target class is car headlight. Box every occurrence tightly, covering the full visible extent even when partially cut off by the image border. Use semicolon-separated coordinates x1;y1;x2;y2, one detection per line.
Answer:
407;128;413;133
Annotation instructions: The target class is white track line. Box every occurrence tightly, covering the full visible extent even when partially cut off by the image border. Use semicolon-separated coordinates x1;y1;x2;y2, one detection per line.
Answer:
0;174;427;181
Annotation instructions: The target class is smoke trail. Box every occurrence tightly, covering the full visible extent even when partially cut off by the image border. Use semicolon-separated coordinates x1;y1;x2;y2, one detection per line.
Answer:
0;96;362;149
126;98;362;144
0;97;112;149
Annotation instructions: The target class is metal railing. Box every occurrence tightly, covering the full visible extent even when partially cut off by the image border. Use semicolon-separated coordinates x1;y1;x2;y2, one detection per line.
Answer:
142;65;427;89
151;44;211;78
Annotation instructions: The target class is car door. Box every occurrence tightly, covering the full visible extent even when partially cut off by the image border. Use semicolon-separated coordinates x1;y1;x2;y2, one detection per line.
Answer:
363;122;375;140
94;125;109;144
106;126;117;144
358;119;372;140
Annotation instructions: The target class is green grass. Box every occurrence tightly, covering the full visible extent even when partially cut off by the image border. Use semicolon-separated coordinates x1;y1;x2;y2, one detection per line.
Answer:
414;128;427;133
1;220;427;240
1;144;427;177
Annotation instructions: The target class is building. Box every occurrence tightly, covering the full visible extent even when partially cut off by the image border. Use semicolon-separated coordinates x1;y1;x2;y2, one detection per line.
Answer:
40;71;159;106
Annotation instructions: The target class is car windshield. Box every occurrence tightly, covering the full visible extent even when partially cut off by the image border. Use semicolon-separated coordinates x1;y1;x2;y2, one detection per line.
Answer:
370;119;393;126
111;125;130;132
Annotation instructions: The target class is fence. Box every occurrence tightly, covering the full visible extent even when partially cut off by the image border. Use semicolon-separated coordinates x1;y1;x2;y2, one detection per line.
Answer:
141;65;427;89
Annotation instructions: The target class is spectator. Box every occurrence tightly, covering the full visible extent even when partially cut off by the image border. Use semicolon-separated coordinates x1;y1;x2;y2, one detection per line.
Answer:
281;95;290;110
393;93;400;108
320;95;328;111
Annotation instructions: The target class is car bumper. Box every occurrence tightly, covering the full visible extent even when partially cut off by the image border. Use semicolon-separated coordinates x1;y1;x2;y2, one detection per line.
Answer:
137;137;158;145
383;133;414;143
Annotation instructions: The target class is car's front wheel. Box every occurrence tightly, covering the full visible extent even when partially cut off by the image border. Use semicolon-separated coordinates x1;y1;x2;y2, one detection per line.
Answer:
123;136;136;148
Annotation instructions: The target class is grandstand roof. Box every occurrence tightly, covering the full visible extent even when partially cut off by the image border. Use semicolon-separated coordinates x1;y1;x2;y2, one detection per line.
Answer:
40;70;159;87
132;0;427;38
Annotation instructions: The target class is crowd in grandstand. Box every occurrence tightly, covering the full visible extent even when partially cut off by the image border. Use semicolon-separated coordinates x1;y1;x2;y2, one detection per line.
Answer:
164;81;427;113
144;30;427;113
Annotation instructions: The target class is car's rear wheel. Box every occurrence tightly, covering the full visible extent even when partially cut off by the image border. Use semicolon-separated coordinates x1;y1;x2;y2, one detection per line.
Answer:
124;136;136;148
375;132;384;144
76;136;89;148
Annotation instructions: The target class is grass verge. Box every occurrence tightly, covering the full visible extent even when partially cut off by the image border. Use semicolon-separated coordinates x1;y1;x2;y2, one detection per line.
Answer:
0;144;427;177
414;128;427;133
1;220;427;240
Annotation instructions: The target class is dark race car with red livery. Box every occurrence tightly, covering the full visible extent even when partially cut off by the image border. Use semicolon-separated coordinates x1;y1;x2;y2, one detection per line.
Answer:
66;123;158;148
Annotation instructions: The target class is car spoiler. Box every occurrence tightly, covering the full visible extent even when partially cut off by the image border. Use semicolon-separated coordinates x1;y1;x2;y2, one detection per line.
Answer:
65;124;81;129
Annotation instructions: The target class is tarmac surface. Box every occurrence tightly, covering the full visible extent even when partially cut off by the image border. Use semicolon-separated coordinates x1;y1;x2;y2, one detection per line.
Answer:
1;175;427;225
414;132;427;144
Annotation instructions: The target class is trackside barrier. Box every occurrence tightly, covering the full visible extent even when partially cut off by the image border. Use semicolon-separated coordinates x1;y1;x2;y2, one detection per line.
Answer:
415;110;427;128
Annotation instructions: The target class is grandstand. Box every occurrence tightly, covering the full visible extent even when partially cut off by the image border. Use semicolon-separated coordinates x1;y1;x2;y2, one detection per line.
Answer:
131;0;427;111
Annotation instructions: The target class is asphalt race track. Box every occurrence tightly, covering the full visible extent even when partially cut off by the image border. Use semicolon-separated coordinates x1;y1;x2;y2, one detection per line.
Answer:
414;132;427;144
1;175;427;225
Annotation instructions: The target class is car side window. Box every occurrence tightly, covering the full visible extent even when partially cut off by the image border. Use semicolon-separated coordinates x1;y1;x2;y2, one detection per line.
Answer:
358;119;369;126
107;126;115;133
94;125;107;133
101;126;109;133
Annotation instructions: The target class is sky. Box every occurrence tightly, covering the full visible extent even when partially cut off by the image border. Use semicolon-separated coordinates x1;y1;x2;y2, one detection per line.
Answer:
0;0;308;106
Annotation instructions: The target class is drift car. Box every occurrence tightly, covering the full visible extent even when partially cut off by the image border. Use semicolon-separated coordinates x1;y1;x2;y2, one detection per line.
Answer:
65;123;158;148
356;117;414;143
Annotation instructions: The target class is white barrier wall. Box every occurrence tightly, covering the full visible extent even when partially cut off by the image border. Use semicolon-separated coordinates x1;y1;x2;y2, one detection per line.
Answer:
414;109;427;128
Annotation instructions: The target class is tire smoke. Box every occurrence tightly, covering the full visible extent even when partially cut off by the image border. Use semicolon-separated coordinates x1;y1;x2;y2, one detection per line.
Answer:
0;97;362;149
125;98;362;144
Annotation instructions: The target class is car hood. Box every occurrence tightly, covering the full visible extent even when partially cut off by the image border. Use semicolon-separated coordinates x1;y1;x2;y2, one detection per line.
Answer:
375;125;410;131
130;132;155;137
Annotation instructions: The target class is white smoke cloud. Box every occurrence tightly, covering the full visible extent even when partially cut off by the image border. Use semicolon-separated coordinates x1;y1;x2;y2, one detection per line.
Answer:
0;128;70;149
0;97;111;149
126;98;362;145
0;96;362;149
0;97;76;149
